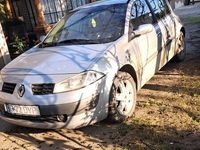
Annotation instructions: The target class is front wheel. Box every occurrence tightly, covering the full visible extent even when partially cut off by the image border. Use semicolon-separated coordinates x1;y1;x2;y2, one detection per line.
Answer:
174;32;186;62
108;71;137;123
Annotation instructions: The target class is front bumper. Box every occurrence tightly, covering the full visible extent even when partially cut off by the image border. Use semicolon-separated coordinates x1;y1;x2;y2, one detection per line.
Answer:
0;113;67;129
0;94;100;129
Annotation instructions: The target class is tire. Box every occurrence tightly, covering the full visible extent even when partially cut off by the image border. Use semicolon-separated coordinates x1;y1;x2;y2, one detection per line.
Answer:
174;32;186;62
108;71;137;123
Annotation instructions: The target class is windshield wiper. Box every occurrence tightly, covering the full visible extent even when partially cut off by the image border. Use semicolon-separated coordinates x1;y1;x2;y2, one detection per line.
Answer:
57;39;101;45
39;42;57;48
40;39;101;48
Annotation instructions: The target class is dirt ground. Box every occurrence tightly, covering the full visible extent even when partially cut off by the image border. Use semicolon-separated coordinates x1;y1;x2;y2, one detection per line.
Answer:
0;4;200;150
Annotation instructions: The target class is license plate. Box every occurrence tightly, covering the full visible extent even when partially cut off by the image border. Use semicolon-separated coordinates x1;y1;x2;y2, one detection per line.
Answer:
4;104;40;116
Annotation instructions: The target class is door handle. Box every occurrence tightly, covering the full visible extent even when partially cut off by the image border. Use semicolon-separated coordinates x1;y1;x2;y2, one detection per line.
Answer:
157;32;162;37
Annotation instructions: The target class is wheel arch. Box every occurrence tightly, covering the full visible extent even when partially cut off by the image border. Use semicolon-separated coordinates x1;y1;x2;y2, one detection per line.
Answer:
119;64;138;90
181;27;186;37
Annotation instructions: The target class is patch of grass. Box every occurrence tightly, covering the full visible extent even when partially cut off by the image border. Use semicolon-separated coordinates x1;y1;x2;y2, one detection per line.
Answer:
181;16;200;24
129;75;200;149
122;146;130;150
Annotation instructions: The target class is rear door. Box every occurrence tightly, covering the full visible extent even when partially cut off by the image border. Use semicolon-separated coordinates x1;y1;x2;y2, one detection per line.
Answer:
147;0;176;65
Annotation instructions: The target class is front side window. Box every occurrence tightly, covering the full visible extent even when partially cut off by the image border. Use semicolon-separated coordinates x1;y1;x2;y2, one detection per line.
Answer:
130;0;153;30
42;4;127;46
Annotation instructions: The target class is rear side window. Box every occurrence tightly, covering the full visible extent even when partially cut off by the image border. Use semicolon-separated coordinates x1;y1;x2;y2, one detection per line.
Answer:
130;0;153;30
147;0;170;20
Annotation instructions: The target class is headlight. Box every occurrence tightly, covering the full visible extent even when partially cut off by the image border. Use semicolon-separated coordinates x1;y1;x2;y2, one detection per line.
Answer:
54;71;105;93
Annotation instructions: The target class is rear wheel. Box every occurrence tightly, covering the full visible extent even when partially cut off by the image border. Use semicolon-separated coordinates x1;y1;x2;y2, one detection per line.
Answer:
175;32;186;62
108;71;136;123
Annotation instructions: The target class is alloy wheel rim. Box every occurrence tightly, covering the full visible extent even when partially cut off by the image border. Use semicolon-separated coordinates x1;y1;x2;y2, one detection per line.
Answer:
114;77;135;116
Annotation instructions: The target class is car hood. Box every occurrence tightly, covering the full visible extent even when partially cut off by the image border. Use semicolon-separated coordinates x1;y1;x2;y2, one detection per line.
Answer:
1;43;113;75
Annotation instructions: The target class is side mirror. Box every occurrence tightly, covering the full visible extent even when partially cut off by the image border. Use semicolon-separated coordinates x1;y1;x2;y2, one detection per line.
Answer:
39;35;46;42
133;24;154;37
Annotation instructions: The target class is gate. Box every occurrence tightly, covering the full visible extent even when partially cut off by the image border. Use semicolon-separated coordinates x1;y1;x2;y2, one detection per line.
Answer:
10;0;90;31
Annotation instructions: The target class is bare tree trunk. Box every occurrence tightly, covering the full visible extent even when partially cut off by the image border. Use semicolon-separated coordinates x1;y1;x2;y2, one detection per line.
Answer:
5;0;12;19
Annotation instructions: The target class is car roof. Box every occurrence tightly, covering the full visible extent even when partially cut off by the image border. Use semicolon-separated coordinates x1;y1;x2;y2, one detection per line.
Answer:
75;0;129;10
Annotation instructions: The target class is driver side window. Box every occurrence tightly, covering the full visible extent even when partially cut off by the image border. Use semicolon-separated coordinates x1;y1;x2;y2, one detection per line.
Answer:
129;0;153;32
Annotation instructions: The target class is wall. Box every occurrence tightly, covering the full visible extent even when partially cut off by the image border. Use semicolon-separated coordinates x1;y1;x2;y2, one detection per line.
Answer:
0;23;11;69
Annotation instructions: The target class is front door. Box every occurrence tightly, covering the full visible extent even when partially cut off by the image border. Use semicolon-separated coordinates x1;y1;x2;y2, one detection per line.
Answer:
128;0;160;87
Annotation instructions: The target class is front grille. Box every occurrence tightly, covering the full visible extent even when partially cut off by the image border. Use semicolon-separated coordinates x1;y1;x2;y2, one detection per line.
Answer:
32;84;54;95
2;82;16;94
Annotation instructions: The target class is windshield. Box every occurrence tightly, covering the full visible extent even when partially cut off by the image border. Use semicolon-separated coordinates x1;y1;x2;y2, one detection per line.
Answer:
42;4;127;46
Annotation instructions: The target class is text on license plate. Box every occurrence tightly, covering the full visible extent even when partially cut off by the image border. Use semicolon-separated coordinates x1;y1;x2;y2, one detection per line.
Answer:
4;104;40;116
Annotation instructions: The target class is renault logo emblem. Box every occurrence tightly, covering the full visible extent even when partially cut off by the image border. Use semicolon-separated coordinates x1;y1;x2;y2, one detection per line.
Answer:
18;84;25;97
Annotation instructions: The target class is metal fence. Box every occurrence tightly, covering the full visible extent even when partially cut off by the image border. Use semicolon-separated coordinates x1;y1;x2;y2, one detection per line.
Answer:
10;0;90;31
41;0;90;24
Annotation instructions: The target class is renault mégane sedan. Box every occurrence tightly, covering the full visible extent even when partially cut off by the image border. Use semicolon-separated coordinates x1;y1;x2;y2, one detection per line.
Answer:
0;0;185;129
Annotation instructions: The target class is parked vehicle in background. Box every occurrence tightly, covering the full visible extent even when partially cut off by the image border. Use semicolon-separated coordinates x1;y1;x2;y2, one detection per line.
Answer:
184;0;195;5
0;0;185;129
